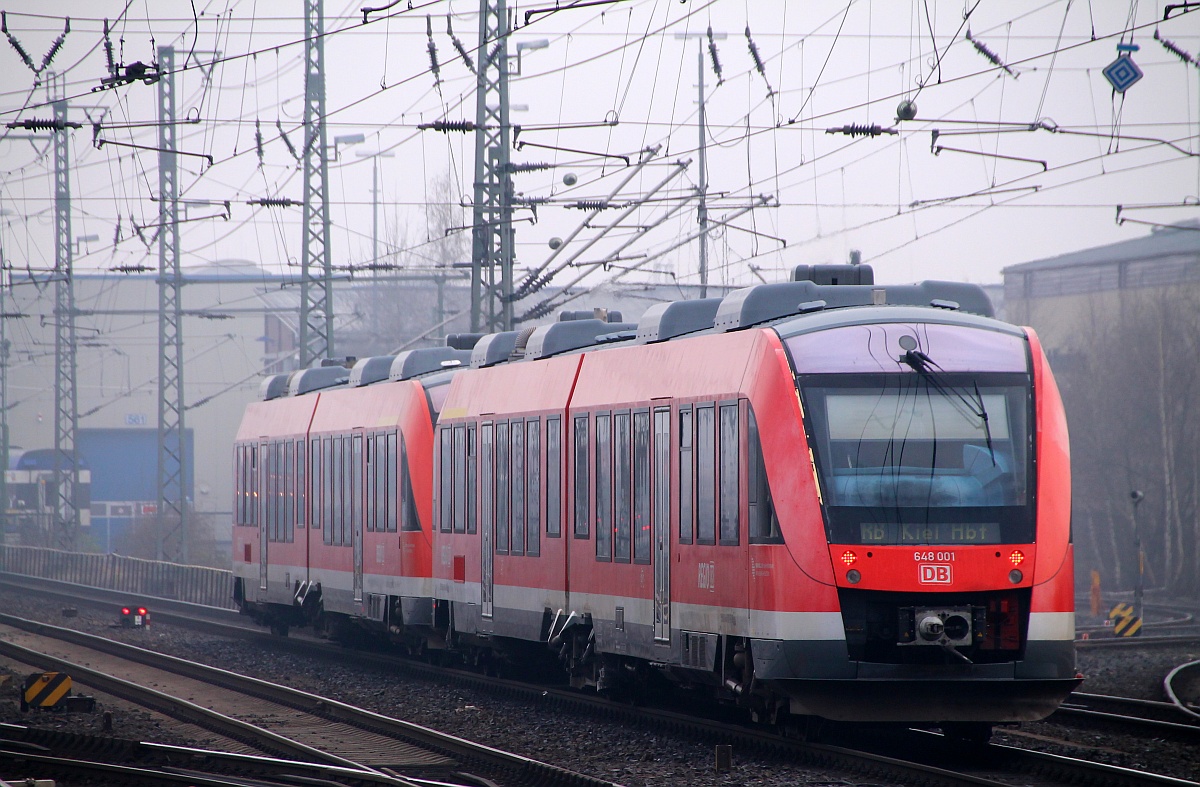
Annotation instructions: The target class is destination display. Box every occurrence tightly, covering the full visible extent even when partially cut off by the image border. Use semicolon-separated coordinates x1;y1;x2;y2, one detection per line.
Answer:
858;521;1002;544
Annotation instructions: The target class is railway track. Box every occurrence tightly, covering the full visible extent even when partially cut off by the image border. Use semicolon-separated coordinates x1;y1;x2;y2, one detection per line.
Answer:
0;611;614;787
1054;691;1200;740
3;572;1198;787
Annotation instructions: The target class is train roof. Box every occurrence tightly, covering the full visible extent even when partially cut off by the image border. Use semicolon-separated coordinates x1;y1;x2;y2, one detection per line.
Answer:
458;273;1003;370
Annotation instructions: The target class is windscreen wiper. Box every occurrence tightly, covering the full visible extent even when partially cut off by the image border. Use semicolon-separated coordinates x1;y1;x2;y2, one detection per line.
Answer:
900;345;996;465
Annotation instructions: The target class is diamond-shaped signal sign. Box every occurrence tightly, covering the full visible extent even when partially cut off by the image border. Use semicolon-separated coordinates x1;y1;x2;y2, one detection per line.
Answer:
1103;55;1144;93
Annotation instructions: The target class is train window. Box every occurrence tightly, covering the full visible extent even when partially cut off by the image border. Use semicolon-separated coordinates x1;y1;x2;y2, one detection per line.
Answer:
377;434;387;533
546;417;561;537
351;434;363;546
439;427;452;533
264;443;275;541
366;435;376;533
386;432;398;532
526;419;540;556
573;415;589;539
696;404;716;545
719;404;740;546
310;437;320;531
296;440;306;531
467;425;477;535
747;407;783;544
679;408;692;544
323;437;334;545
653;408;671;560
454;424;467;534
400;434;420;532
496;421;511;554
595;413;612;561
511;422;526;555
633;410;651;564
481;423;494;543
239;444;247;525
614;412;631;563
285;440;295;543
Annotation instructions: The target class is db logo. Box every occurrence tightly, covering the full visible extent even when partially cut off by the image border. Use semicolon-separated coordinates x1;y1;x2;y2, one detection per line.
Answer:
919;564;952;584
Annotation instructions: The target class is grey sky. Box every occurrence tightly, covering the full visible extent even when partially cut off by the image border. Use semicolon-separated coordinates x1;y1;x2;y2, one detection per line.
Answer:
0;0;1194;293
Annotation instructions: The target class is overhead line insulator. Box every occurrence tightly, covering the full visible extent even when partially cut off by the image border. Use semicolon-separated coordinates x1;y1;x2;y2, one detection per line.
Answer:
965;30;1018;78
5;117;81;131
707;25;725;86
569;200;612;210
246;197;300;208
418;119;478;133
1155;29;1198;67
447;16;476;74
825;124;898;137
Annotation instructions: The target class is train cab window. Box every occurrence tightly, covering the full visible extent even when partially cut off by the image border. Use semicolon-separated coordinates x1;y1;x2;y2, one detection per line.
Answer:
526;419;541;556
511;421;526;555
696;404;716;545
595;413;612;560
496;421;511;554
679;408;693;544
546;417;562;538
454;424;467;534
467;425;477;534
400;434;420;532
614;412;631;563
633;410;651;564
719;403;739;546
573;415;589;539
439;428;452;533
747;407;782;544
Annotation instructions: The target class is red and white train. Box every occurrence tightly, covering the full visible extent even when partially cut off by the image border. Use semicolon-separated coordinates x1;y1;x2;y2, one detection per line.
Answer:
233;265;1077;735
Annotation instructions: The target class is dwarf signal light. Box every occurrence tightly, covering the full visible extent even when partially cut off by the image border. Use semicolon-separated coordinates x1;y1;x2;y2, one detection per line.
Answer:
1009;550;1025;566
137;607;147;616
842;550;858;565
121;607;130;615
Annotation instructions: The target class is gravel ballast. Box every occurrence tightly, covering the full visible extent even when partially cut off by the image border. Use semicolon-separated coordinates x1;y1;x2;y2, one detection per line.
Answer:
0;590;1198;786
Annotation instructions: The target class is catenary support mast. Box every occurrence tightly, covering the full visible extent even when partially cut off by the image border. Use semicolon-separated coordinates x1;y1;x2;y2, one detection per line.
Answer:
299;0;334;366
156;45;188;562
51;92;80;551
469;0;514;332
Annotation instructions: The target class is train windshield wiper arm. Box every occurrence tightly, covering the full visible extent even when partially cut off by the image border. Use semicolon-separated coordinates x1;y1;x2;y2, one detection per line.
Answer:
901;349;996;465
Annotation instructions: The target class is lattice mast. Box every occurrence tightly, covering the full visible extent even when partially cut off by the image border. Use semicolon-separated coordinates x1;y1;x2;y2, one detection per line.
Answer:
156;45;188;562
299;0;334;366
51;95;80;551
469;0;515;332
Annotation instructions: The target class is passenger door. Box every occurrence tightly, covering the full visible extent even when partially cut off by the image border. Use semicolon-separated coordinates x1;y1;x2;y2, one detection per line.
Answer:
481;422;494;619
258;440;268;592
352;430;364;603
653;406;671;643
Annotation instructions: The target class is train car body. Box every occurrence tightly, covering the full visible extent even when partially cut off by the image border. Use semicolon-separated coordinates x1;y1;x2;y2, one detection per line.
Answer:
234;267;1076;730
233;353;462;639
431;276;1076;727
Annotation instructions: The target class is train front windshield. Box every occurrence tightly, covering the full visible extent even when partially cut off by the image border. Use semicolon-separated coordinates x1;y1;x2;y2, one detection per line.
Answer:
785;322;1034;546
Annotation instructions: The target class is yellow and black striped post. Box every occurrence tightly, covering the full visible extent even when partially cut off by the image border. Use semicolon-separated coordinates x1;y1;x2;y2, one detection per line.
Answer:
1108;603;1142;637
21;672;72;711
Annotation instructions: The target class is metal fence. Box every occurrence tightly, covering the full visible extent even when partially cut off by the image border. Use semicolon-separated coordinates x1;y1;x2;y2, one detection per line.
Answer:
0;546;235;609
